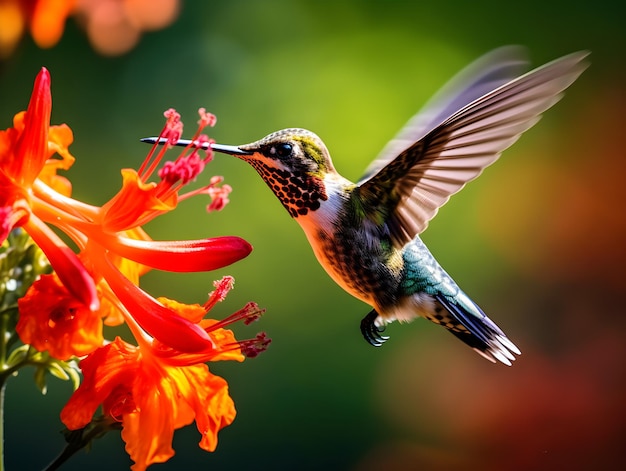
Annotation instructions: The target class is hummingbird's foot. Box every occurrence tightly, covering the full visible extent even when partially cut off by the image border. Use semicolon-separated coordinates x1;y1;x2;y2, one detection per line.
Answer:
360;310;389;347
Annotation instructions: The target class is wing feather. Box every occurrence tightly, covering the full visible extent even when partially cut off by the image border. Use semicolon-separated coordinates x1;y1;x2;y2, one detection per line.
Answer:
358;49;589;247
361;46;531;181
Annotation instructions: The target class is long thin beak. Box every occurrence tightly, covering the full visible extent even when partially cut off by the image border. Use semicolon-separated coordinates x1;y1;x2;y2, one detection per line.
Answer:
140;137;252;156
212;143;253;156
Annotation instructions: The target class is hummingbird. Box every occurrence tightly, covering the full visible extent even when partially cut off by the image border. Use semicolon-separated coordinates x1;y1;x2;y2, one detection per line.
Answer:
143;47;588;365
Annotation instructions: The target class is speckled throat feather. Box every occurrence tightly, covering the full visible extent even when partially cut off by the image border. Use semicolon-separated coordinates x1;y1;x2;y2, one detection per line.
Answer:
239;129;334;218
244;158;328;218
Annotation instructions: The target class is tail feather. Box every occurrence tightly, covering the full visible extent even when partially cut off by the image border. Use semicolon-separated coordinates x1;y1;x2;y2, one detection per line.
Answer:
432;293;520;365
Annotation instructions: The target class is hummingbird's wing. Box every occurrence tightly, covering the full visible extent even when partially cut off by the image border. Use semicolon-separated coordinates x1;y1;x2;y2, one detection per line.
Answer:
360;46;531;182
357;49;589;248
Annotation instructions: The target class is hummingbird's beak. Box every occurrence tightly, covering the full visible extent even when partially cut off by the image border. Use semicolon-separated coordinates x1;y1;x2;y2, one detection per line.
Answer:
211;143;253;156
140;137;252;156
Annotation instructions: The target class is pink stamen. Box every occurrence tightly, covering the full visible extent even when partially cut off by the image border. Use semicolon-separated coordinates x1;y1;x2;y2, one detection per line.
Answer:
203;276;235;312
138;127;172;180
158;150;208;185
207;302;266;331
237;332;272;358
163;108;183;145
142;108;217;196
177;173;222;204
139;108;187;180
194;134;214;161
206;179;232;212
197;108;217;128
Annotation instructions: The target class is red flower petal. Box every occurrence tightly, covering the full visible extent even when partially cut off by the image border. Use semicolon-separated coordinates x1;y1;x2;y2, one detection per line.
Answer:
91;245;216;352
23;214;99;311
109;235;252;272
14;67;52;184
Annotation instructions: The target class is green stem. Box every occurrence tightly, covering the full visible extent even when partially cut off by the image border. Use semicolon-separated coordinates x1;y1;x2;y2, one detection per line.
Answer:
0;381;5;471
0;313;7;371
0;309;8;471
43;417;121;471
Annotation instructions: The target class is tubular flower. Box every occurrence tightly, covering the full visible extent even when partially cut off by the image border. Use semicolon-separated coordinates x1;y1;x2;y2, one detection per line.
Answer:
0;67;97;312
61;278;270;471
6;68;252;359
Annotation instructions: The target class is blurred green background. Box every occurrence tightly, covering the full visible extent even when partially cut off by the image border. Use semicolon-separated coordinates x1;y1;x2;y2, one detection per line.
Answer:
1;0;624;469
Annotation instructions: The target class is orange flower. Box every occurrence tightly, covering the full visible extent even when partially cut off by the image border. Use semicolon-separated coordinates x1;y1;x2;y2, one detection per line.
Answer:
62;337;235;471
74;0;180;56
6;69;252;358
0;0;180;58
4;67;268;470
61;279;270;471
0;0;75;58
16;272;103;360
0;67;98;311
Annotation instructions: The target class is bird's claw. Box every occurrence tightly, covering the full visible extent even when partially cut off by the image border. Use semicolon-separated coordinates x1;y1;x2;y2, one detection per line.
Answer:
360;310;390;347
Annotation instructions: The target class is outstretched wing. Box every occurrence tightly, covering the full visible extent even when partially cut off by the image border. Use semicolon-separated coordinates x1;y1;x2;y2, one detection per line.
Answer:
357;48;589;247
360;46;531;182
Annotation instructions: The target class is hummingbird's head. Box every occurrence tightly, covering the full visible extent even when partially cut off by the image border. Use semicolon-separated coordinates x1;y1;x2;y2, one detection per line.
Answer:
212;128;335;218
214;128;335;175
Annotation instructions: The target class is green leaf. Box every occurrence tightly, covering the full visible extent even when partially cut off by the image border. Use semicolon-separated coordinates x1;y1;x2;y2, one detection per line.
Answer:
5;344;29;367
66;363;82;390
33;366;48;395
47;361;70;381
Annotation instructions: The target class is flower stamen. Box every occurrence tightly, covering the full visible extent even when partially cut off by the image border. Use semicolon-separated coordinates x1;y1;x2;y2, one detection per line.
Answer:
206;302;266;332
232;332;272;358
203;276;234;312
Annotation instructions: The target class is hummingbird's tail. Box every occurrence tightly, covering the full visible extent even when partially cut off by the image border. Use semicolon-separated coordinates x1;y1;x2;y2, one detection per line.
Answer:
429;292;520;365
399;238;520;364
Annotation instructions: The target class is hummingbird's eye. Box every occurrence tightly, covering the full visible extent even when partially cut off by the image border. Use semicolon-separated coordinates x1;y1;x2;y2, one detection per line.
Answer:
271;143;293;158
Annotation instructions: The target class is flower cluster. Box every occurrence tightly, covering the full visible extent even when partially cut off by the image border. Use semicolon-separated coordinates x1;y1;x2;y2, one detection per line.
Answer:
0;67;269;470
0;0;180;58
